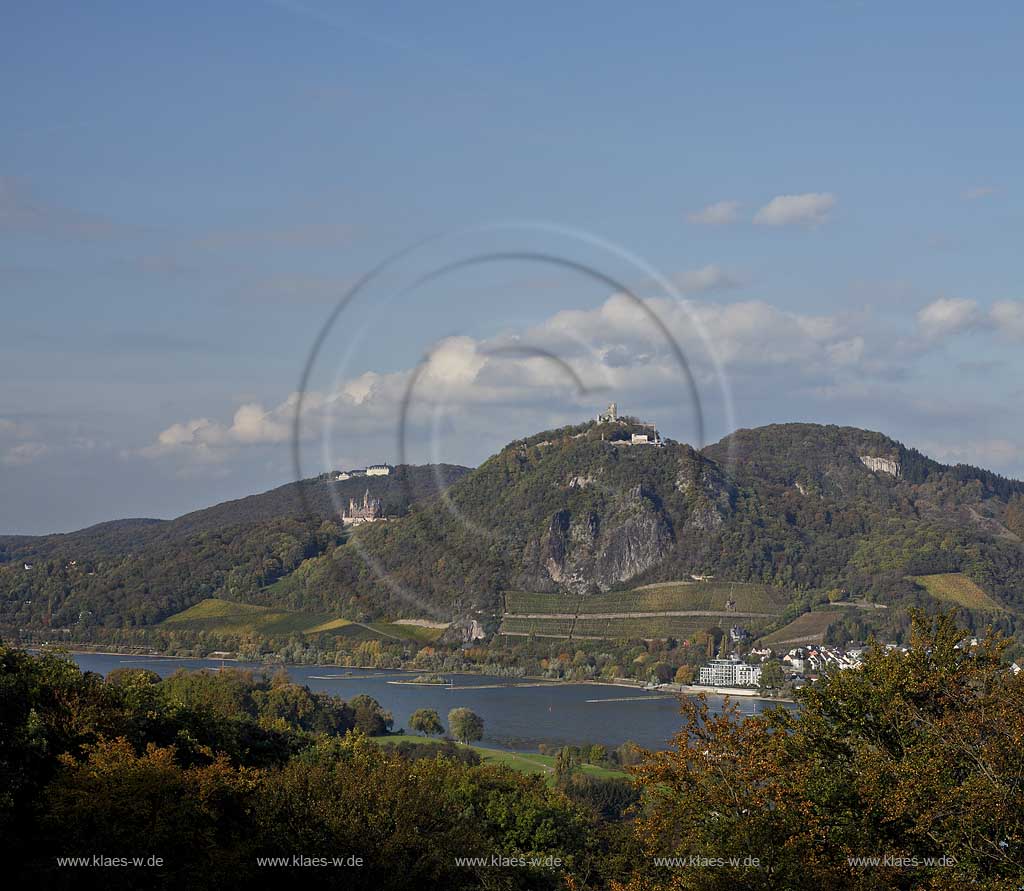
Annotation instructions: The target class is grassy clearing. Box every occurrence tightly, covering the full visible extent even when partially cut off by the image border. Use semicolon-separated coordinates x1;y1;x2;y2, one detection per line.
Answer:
160;599;343;636
368;735;627;781
757;610;845;647
365;622;446;643
161;598;444;643
909;573;1003;611
307;617;355;633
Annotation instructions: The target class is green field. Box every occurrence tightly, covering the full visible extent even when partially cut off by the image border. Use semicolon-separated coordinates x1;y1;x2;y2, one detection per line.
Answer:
757;610;845;647
909;573;1004;611
505;582;791;616
364;622;446;643
161;598;348;636
161;598;445;643
369;735;627;781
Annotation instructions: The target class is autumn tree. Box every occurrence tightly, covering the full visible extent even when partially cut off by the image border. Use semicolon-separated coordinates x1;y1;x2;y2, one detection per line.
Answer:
621;612;1024;890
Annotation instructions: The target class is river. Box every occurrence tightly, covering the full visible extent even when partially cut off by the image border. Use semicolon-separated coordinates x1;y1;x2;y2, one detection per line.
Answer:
70;652;790;753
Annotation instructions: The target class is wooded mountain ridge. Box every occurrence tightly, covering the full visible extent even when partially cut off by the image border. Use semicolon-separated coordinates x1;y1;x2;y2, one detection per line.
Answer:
3;422;1023;637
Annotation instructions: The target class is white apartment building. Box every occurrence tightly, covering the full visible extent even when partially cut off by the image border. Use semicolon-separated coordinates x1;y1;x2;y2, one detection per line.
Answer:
698;658;762;688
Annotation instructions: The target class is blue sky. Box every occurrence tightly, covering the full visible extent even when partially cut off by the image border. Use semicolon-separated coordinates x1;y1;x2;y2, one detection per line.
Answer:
2;1;1023;533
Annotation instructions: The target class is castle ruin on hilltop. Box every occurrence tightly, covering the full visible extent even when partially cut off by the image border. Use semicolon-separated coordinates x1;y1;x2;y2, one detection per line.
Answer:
596;402;663;447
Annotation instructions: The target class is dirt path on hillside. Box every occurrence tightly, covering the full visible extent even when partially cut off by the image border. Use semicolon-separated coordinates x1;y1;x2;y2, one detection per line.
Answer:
504;610;778;620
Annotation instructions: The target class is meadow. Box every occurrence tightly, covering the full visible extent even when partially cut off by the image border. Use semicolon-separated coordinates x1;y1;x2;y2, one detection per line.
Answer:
909;572;1004;611
160;598;445;643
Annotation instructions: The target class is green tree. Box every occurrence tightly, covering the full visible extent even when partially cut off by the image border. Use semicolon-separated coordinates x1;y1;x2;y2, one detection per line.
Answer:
826;587;848;603
758;660;785;693
408;708;444;737
447;707;483;744
554;746;577;783
349;694;393;736
1008;494;1024;539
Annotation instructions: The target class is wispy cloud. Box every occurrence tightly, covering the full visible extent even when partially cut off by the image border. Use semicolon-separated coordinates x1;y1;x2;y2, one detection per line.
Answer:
963;186;996;200
1;441;50;467
675;265;743;293
990;300;1024;341
0;176;128;240
687;200;740;225
915;297;1024;343
194;222;353;251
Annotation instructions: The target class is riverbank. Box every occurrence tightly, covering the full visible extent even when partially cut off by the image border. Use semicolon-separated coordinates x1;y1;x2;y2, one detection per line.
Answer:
64;651;795;753
666;682;795;704
31;643;794;703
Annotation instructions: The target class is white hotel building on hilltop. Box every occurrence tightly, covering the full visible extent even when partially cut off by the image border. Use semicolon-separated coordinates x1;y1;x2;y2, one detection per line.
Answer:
698;658;762;688
334;464;392;481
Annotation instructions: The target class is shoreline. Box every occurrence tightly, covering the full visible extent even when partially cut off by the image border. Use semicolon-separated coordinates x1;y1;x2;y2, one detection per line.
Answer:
33;645;794;703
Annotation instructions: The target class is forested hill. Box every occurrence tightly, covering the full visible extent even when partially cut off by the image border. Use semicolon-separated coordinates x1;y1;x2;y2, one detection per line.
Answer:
265;421;1024;624
1;463;469;554
0;464;468;629
4;421;1024;637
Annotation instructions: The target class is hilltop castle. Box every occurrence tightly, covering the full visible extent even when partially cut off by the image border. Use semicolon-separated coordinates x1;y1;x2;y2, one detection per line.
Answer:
596;402;663;447
342;489;384;526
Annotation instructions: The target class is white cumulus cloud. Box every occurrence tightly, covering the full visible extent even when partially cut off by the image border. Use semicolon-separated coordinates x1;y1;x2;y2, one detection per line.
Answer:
753;193;836;227
917;297;981;341
140;291;891;478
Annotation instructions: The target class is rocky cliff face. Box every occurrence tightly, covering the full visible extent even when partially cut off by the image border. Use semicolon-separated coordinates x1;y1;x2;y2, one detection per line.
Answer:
515;466;726;594
860;455;901;478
